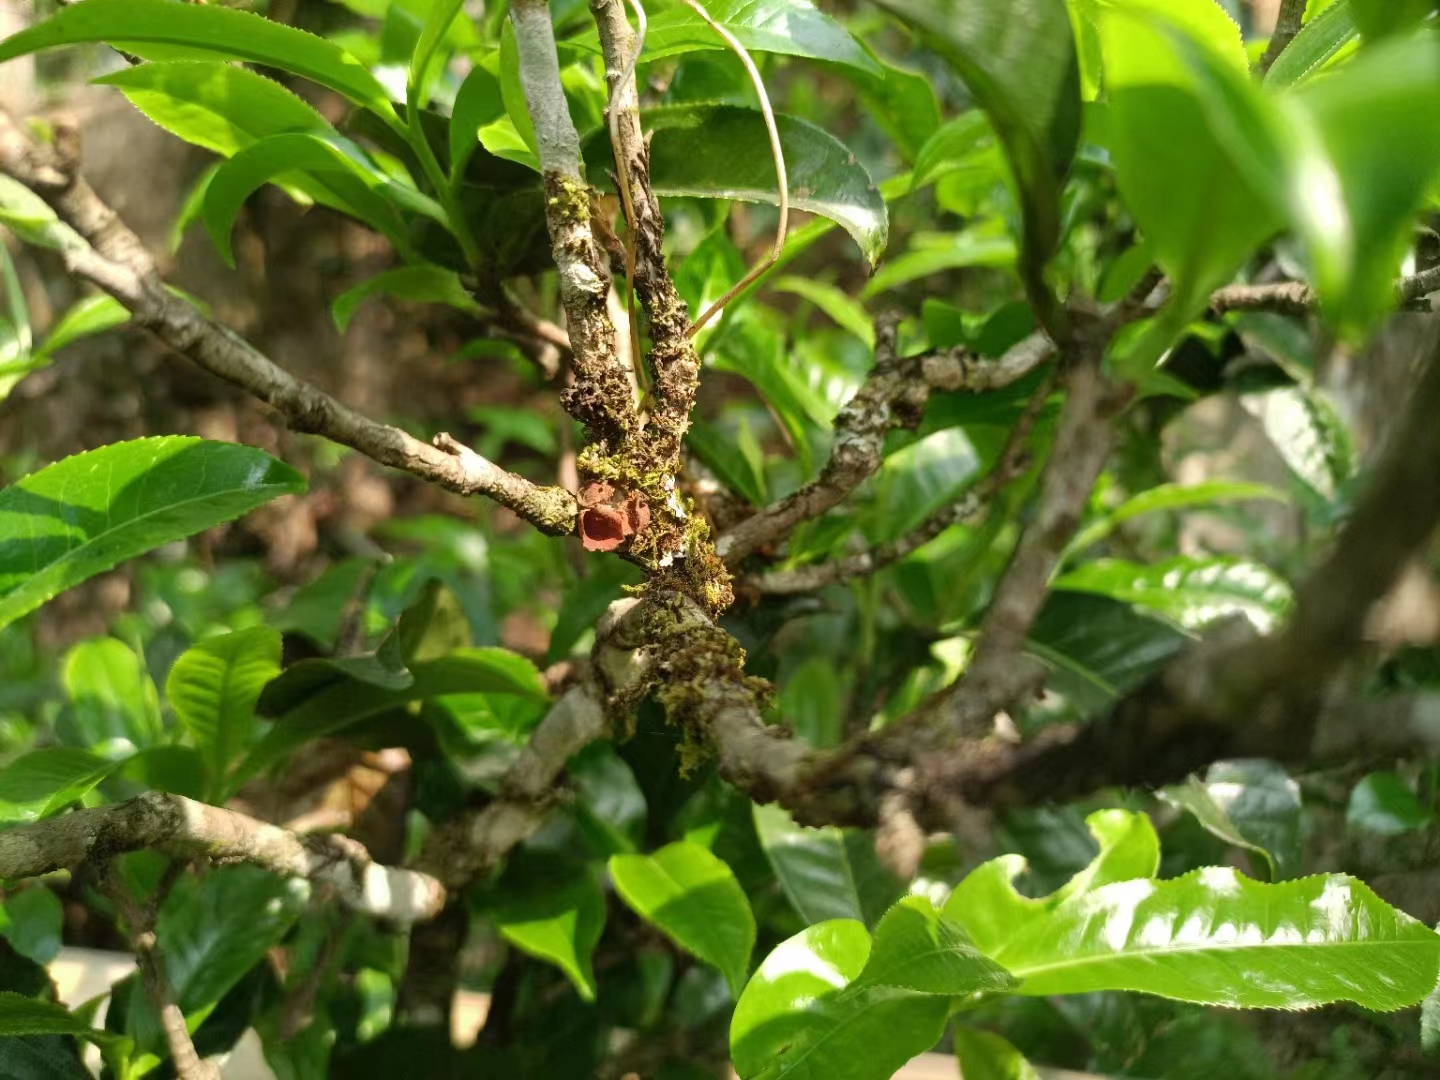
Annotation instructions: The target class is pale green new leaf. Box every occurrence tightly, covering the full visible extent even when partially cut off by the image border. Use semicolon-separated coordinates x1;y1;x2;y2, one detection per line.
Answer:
0;748;122;823
954;1027;1041;1080
488;855;606;1002
1065;480;1288;556
729;920;949;1080
609;841;756;996
0;437;304;631
165;626;281;794
31;296;129;365
855;896;1015;995
1264;0;1359;88
956;860;1440;1009
1054;556;1294;633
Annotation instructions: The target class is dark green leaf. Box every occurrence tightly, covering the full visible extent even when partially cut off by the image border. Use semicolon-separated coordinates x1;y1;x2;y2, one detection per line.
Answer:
0;993;115;1043
753;804;864;925
0;892;62;967
911;111;992;191
332;264;483;332
1348;771;1436;834
729;919;949;1080
449;64;506;181
242;647;544;781
1351;0;1436;41
203;132;445;265
584;104;888;266
609;841;756;996
0;437;305;631
165;626;281;794
0;0;396;122
567;0;880;76
1162;760;1303;880
874;0;1080;277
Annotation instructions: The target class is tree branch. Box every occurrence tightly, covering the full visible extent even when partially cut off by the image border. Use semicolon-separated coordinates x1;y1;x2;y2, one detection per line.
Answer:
716;326;1056;566
0;110;578;536
1259;0;1309;74
0;791;446;923
511;0;634;449
106;863;221;1080
421;679;610;887
1208;266;1440;316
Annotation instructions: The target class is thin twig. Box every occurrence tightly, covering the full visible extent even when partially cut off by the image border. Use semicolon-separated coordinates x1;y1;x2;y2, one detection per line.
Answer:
682;0;788;337
606;0;649;386
1259;0;1309;74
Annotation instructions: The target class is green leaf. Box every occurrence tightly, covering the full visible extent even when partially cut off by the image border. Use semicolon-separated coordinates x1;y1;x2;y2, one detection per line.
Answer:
408;0;464;98
609;841;756;996
1351;0;1436;41
874;0;1080;278
566;0;881;76
331;264;483;332
753;804;865;925
0;891;62;967
202;132;445;265
158;865;307;1016
911;111;992;191
861;228;1015;298
729;920;950;1080
486;854;605;1002
0;993;116;1044
95;61;334;159
953;1027;1041;1080
954;861;1440;1009
1241;385;1353;501
0;748;122;823
62;636;163;750
0;175;82;252
1284;32;1440;331
165;626;282;795
31;296;128;365
1090;4;1286;321
1053;556;1294;633
1348;771;1436;834
241;646;545;781
498;23;539;160
1066;480;1288;556
1264;0;1359;88
771;276;872;346
1162;760;1303;880
449;64;506;181
945;809;1159;956
584;104;888;266
0;0;396;122
856;896;1015;995
0;437;304;632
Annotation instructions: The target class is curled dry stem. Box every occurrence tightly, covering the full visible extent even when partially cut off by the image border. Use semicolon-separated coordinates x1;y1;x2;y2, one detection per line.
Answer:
682;0;788;338
608;0;649;381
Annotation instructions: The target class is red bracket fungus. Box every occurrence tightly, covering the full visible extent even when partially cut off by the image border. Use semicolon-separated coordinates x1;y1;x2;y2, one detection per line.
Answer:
578;480;651;552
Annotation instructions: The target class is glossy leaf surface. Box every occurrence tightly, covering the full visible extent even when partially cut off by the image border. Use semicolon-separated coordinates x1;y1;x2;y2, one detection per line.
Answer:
0;437;304;631
1054;556;1293;633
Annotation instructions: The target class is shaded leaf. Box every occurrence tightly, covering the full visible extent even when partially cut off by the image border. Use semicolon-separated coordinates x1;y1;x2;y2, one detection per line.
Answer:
0;437;305;632
331;264;483;332
31;296;128;365
874;0;1080;277
1065;480;1289;556
486;854;605;1002
609;841;756;996
753;804;864;925
954;1026;1041;1080
585;104;888;266
0;993;116;1044
0;892;62;968
1348;771;1435;834
62;636;162;750
0;749;122;823
1162;760;1303;880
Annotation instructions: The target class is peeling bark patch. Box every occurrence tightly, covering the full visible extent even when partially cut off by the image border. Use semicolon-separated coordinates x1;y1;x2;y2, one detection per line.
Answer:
578;480;651;552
